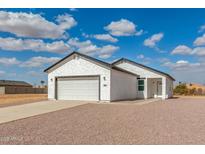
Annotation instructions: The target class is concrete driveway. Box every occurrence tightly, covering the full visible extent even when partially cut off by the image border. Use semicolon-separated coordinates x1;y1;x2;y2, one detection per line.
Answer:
0;99;157;124
0;100;89;124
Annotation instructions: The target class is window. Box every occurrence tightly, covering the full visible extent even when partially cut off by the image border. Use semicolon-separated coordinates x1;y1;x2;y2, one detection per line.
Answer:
138;79;144;91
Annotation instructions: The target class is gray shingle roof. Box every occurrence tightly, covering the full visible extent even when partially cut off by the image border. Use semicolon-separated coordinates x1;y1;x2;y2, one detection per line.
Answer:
0;80;32;87
44;51;174;80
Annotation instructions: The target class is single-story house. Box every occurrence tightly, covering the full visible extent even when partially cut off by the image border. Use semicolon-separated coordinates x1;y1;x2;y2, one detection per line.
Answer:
44;52;175;102
0;80;48;94
0;80;32;94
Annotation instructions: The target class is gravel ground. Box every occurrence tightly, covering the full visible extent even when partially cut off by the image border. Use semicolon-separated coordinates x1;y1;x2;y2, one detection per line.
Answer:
0;97;205;144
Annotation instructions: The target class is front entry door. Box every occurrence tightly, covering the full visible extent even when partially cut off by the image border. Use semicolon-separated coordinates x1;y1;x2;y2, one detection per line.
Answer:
157;81;162;96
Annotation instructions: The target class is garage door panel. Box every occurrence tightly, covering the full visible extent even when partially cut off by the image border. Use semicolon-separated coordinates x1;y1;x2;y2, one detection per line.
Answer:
57;77;99;101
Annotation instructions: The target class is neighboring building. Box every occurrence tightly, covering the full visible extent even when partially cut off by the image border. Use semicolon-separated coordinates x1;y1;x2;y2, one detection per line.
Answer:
44;52;175;102
0;80;32;94
0;80;47;94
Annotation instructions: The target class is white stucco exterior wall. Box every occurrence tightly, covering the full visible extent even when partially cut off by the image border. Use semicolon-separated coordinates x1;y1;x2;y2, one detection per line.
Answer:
110;69;137;101
147;78;153;98
162;77;167;99
47;56;111;101
116;62;164;99
116;62;174;99
116;62;163;78
166;78;174;98
144;78;148;99
162;77;173;99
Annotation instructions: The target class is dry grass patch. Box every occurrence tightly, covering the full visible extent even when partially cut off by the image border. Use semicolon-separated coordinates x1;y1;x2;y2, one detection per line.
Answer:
174;95;205;99
0;94;47;108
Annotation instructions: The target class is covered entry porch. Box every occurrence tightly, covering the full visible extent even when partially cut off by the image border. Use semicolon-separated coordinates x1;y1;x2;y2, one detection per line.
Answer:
147;78;163;99
137;77;167;100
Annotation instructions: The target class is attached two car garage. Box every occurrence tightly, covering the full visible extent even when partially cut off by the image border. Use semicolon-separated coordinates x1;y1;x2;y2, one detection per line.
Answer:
56;76;100;101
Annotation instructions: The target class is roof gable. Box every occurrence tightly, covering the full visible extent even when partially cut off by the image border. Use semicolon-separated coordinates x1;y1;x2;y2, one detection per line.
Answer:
112;58;175;81
44;52;136;76
44;52;111;73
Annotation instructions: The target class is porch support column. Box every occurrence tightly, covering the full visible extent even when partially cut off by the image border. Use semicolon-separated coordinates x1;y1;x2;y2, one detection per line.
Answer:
144;78;148;99
162;77;167;100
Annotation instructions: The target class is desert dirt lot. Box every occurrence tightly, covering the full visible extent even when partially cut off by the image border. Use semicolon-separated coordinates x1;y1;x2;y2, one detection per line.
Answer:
0;97;205;144
0;94;48;108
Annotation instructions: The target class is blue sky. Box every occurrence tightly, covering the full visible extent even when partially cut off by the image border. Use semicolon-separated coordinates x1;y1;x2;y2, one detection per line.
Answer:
0;8;205;85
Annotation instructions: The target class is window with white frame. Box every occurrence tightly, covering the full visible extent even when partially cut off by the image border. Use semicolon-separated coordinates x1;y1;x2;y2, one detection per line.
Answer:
138;79;144;91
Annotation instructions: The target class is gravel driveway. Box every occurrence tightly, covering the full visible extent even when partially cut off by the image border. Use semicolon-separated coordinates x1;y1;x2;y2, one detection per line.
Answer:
1;97;205;144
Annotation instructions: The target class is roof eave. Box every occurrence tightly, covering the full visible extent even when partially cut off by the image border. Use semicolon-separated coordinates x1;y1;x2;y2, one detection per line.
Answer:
112;58;175;81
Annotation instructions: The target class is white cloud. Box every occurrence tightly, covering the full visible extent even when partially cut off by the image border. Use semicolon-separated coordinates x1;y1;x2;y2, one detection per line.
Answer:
192;47;205;56
0;11;77;39
56;14;77;30
162;59;205;84
20;56;61;68
82;32;89;38
137;54;145;59
198;24;205;33
68;38;92;47
68;38;119;58
104;19;143;36
174;34;205;56
70;8;78;12
143;33;164;48
0;57;20;66
0;56;60;68
27;71;44;77
0;70;5;76
194;34;205;46
82;33;118;43
0;37;71;53
176;60;189;64
158;58;170;63
68;38;99;54
0;38;119;57
27;71;39;76
135;30;144;36
93;34;118;43
0;37;119;63
163;60;200;71
171;45;205;57
171;45;192;55
97;45;119;59
78;45;99;55
136;54;152;65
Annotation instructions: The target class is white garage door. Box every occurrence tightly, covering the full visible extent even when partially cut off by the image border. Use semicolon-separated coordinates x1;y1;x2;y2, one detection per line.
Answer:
57;76;99;101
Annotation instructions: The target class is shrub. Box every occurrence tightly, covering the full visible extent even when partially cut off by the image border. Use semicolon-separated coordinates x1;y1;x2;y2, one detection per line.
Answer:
174;84;189;95
189;88;196;95
197;88;203;95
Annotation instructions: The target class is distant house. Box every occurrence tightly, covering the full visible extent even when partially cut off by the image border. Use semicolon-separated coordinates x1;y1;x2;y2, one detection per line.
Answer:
44;52;175;101
0;80;47;94
0;80;32;94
